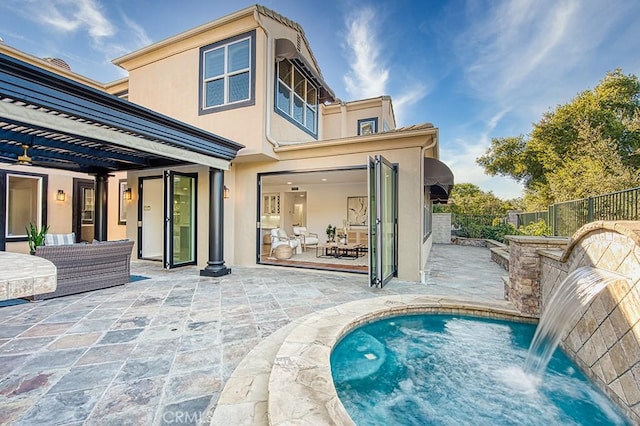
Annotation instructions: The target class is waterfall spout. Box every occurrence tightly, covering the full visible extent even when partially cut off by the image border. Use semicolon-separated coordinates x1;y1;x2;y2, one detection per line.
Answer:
524;266;629;377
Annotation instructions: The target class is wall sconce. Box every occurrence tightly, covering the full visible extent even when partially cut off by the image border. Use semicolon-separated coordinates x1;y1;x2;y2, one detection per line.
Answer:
223;185;230;199
123;188;132;201
56;189;65;201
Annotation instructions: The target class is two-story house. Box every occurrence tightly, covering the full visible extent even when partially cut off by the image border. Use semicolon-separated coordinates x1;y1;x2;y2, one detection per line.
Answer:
0;5;452;287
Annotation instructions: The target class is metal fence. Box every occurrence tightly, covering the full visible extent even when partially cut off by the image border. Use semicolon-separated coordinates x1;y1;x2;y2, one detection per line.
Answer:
516;187;640;237
516;211;548;228
452;214;505;229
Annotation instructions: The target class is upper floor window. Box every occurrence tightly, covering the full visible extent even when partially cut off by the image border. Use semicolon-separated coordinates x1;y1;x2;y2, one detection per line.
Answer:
276;59;318;135
200;31;255;114
358;118;378;135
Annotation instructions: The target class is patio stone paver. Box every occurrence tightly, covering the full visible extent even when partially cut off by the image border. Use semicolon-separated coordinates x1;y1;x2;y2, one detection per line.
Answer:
0;243;510;425
47;332;102;350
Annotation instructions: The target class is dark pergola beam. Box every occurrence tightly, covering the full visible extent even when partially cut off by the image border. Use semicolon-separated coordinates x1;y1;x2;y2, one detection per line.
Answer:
0;121;153;167
0;53;243;161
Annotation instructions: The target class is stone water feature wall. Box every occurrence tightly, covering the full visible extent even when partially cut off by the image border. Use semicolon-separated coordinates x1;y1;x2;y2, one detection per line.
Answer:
506;221;640;423
504;235;569;316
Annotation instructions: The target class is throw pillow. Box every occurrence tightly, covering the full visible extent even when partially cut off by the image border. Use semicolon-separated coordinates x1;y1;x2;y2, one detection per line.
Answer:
45;232;76;246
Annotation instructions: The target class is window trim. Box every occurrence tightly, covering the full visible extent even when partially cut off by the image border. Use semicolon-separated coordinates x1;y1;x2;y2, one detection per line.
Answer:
2;170;48;243
199;30;256;115
274;59;319;138
358;117;378;136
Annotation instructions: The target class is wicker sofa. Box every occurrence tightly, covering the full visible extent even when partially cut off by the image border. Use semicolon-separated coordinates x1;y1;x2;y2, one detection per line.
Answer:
33;240;134;300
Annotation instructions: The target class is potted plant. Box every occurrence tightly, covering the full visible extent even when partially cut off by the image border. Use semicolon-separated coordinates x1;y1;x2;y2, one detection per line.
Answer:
25;222;49;254
325;224;336;242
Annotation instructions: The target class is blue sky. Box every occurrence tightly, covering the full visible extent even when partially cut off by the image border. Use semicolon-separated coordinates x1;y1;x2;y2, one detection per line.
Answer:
1;0;639;200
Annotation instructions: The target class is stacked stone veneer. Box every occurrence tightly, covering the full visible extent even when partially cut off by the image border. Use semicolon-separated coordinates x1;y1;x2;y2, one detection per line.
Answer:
432;213;452;244
504;235;569;315
507;221;640;423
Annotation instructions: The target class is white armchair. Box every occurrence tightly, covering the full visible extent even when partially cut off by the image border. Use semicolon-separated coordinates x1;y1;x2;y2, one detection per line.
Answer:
270;228;299;257
292;226;319;251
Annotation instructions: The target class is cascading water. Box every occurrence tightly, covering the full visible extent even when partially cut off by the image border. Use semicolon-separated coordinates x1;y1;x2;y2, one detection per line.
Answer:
524;266;628;377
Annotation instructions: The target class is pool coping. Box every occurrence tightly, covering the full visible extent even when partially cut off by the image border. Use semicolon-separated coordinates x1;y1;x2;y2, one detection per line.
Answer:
267;294;533;425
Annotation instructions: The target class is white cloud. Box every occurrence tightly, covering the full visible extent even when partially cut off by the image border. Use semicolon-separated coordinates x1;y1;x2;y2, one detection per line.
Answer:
23;0;114;43
438;0;639;199
392;83;430;127
121;15;152;48
342;5;429;125
440;111;524;200
343;7;388;99
455;0;636;117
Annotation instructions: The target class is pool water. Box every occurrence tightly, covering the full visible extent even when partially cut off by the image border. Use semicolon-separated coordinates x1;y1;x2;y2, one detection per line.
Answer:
331;314;630;425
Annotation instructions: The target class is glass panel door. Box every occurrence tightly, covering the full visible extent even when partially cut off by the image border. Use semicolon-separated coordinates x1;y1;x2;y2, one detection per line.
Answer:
73;179;94;242
380;156;397;284
368;155;397;287
368;157;378;286
165;171;197;268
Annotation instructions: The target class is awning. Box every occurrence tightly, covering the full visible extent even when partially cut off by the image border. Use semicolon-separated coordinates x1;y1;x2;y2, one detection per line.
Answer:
275;38;336;103
0;53;244;173
424;158;454;203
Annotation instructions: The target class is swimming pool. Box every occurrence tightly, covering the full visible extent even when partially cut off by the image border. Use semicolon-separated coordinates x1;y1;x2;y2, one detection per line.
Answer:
331;314;630;425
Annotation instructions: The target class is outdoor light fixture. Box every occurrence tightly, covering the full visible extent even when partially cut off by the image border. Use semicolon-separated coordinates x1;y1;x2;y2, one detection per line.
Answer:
224;185;230;199
123;188;132;201
56;190;65;201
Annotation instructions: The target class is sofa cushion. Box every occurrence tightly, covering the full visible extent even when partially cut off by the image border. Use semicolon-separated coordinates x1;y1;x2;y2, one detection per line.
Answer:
45;232;75;246
293;226;309;236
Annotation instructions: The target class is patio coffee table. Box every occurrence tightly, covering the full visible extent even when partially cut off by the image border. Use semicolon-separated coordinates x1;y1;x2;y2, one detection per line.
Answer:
316;242;365;260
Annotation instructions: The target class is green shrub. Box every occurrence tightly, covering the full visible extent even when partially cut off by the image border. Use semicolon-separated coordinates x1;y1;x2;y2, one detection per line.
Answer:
518;219;552;236
25;222;49;253
458;222;517;243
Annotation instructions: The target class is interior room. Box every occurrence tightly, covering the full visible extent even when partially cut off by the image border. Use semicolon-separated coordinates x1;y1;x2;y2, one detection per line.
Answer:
258;168;369;273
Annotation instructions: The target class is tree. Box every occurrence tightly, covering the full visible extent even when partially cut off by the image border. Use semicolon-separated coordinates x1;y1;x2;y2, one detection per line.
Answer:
477;69;640;209
546;120;638;201
435;183;517;215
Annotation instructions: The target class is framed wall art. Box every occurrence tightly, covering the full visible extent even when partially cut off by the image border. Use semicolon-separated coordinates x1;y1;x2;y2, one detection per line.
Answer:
347;196;368;226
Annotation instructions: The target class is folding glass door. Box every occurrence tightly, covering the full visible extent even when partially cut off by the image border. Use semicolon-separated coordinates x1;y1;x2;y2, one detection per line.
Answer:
368;155;398;287
164;171;197;268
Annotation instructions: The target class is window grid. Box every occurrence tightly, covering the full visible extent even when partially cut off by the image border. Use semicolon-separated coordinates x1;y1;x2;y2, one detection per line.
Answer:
276;60;317;133
202;37;251;109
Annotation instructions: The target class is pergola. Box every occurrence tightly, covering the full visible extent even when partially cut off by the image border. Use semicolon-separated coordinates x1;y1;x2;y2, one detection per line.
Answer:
0;53;244;276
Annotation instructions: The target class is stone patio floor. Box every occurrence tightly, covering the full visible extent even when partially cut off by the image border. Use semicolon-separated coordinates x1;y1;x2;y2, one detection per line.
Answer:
0;244;511;425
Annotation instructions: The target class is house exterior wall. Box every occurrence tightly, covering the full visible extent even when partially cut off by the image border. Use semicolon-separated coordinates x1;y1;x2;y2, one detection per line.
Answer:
121;15;269;157
1;5;446;284
322;97;397;140
3;166;126;254
124;165;218;268
117;10;330;158
231;142;427;282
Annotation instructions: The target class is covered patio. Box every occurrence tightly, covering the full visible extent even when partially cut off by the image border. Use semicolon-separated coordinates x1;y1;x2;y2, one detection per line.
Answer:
0;53;243;275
